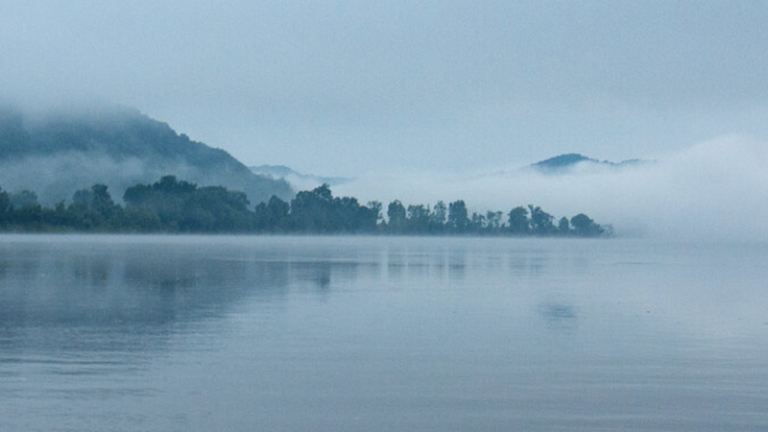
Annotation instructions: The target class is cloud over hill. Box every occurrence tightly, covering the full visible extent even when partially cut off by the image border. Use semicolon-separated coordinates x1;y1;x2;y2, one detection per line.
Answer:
0;102;291;205
335;136;768;241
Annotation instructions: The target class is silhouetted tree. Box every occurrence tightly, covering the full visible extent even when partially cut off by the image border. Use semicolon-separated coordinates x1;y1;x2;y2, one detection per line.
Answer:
290;184;336;232
406;204;430;233
571;213;604;237
367;201;383;227
469;212;486;233
486;211;504;232
387;200;406;233
68;184;122;229
255;195;290;231
334;196;377;232
429;201;447;233
448;200;469;233
123;176;254;232
508;206;530;235
528;205;555;235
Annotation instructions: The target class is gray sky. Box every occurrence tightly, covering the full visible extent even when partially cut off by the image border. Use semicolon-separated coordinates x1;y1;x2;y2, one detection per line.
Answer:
2;0;768;176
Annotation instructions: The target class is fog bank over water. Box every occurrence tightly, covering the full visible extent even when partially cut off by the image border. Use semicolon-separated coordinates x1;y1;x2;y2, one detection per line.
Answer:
336;136;768;241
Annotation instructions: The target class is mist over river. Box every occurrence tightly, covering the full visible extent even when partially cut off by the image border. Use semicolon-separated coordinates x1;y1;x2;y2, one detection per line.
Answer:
1;235;767;431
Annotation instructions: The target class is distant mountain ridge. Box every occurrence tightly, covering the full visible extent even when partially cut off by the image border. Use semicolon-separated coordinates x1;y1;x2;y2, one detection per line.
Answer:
0;102;292;205
531;153;645;173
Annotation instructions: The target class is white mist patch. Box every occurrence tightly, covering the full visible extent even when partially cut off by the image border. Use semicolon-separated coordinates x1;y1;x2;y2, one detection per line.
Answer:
0;152;252;206
280;174;330;194
336;136;768;241
0;153;149;205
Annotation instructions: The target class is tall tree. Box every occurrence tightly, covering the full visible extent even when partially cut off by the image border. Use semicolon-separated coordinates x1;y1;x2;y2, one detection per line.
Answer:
528;205;555;235
290;184;335;232
486;211;503;232
448;200;469;233
470;212;486;233
571;213;604;237
387;200;406;233
430;201;447;232
367;201;383;226
407;204;430;233
508;206;530;235
254;195;290;231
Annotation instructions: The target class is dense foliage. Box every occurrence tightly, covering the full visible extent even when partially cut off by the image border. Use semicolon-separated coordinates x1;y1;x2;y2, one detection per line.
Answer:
0;176;608;237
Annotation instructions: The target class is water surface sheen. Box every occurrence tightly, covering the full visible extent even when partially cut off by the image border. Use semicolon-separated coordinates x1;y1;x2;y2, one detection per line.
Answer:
1;235;767;431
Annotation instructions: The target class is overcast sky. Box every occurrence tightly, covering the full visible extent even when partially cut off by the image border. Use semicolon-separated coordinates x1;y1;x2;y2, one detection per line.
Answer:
2;0;768;176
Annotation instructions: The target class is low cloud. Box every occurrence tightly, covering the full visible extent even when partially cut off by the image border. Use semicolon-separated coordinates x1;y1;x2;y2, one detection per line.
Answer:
0;152;282;206
335;136;768;241
0;152;148;205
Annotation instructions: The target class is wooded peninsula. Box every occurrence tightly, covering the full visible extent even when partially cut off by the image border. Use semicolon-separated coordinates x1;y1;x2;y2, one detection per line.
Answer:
0;176;608;237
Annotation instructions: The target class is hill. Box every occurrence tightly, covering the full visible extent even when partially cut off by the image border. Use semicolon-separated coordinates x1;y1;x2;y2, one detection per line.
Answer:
531;153;645;173
0;102;291;205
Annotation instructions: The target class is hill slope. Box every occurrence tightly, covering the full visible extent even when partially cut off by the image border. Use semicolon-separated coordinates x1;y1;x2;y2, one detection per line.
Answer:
0;102;291;205
531;153;645;173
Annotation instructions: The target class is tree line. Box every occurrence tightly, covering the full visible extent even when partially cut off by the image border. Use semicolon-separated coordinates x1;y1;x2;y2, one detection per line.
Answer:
0;176;608;237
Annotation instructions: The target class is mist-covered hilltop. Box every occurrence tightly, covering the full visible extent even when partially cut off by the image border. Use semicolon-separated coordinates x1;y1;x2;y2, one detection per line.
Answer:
0;102;292;205
530;153;646;173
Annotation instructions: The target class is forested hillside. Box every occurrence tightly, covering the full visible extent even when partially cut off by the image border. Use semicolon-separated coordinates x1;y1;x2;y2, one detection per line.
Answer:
0;102;292;205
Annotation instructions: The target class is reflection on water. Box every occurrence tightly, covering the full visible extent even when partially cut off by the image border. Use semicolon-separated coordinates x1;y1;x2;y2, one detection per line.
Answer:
0;238;377;338
1;235;768;432
537;301;578;328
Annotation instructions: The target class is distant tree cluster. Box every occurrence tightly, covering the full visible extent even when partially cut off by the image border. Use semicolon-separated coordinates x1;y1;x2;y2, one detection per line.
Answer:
380;199;606;237
0;176;259;233
255;184;380;233
0;177;608;237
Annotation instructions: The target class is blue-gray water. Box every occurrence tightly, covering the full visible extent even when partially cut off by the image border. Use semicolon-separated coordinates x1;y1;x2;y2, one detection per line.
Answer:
1;235;767;431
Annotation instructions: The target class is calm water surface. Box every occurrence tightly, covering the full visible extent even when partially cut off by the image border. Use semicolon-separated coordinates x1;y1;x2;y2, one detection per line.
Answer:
1;235;767;431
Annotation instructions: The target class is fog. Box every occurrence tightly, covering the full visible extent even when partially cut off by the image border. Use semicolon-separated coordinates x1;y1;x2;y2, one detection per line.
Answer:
0;153;142;205
3;3;768;239
3;2;768;175
0;152;282;207
336;136;768;241
2;97;766;241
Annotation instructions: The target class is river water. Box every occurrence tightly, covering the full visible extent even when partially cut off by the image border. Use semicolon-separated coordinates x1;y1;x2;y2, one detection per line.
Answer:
1;235;767;431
